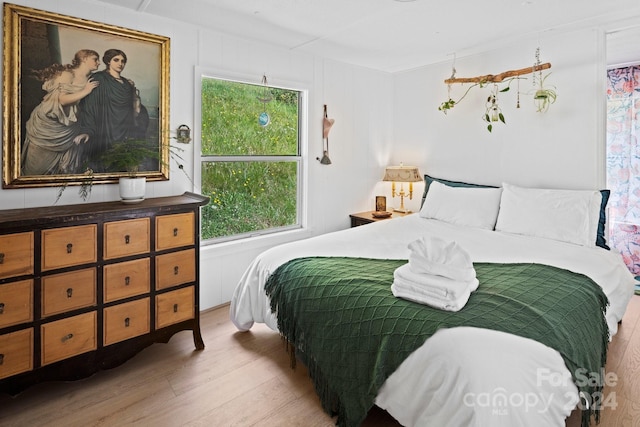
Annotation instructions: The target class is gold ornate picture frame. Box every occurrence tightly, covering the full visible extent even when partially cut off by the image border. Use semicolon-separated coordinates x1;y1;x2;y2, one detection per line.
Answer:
2;3;170;189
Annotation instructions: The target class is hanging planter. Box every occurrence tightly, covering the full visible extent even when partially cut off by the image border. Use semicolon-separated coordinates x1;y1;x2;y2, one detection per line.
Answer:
530;48;557;113
532;73;557;113
482;85;506;132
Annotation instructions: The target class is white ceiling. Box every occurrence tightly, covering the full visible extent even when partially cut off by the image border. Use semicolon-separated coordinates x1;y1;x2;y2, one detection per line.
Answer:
97;0;640;72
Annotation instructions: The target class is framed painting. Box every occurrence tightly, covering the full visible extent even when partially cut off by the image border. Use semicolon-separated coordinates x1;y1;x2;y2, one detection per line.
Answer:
2;3;170;190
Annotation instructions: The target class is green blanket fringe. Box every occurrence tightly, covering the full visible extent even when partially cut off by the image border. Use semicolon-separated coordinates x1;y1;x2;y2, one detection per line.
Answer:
265;257;609;427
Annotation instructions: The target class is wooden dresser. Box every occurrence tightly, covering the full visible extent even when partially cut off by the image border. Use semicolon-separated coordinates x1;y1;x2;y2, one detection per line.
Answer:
0;192;209;395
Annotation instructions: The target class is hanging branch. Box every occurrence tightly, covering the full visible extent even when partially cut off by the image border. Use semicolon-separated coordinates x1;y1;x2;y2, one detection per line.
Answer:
444;62;551;84
439;49;556;131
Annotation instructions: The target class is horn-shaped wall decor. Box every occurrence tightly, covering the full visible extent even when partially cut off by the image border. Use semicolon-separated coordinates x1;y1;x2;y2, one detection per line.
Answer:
318;104;334;165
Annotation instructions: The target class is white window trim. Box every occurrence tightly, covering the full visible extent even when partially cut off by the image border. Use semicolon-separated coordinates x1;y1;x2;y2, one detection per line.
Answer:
194;67;309;246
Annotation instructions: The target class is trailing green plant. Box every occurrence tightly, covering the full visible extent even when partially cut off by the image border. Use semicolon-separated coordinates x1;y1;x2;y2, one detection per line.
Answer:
55;138;158;204
438;81;485;114
54;138;191;204
55;167;94;204
438;97;457;113
440;80;514;132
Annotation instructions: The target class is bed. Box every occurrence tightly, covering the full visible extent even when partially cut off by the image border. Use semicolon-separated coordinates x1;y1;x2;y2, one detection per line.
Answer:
230;178;635;427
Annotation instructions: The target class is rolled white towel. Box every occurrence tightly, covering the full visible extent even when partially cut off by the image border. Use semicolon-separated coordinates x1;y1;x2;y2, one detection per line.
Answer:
391;276;472;312
394;263;479;298
407;236;476;282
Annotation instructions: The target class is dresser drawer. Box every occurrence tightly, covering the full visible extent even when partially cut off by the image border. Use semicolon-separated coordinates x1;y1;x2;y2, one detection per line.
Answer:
104;218;150;260
0;232;34;279
41;225;97;271
0;279;33;328
103;258;150;303
41;269;96;318
104;298;150;346
156;286;194;329
156;212;195;251
155;248;195;290
0;328;33;380
41;311;96;366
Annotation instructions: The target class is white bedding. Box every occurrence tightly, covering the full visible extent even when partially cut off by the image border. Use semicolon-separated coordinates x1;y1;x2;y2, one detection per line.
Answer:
230;214;635;427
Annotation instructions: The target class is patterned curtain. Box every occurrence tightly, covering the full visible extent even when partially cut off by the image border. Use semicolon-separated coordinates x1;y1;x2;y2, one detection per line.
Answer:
606;65;640;275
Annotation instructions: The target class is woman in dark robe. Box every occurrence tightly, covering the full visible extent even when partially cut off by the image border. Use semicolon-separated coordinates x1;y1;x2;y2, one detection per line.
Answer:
79;48;148;172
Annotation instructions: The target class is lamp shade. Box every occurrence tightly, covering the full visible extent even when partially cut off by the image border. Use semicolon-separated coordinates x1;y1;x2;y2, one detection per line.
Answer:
382;165;422;182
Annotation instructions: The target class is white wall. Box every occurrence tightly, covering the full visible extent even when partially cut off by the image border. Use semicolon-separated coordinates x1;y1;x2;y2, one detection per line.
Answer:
4;2;632;311
195;33;394;307
0;0;393;309
392;28;606;193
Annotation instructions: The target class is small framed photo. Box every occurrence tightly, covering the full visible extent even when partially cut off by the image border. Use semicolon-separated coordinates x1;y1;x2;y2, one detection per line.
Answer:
375;196;387;212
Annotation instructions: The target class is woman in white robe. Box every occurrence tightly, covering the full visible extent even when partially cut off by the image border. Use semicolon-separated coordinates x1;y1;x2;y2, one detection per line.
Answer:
21;49;100;176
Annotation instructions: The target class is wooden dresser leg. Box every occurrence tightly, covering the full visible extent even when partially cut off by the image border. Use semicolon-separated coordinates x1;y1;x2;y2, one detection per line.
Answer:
193;326;205;350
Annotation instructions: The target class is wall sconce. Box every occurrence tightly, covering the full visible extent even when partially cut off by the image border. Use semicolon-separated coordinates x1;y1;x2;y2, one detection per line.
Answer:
317;104;334;165
176;125;191;144
382;164;422;213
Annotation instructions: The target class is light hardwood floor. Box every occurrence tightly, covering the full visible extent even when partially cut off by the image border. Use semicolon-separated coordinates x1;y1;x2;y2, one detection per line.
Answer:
1;296;639;427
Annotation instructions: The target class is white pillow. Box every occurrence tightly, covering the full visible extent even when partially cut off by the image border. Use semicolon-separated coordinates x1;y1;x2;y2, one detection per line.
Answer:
419;181;503;229
494;182;602;247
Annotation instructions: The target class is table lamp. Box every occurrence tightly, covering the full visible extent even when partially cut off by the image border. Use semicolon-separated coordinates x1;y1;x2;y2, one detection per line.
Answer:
382;164;422;213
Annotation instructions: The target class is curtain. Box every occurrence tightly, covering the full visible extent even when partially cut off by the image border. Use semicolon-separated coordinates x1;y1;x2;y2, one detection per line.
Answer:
606;65;640;275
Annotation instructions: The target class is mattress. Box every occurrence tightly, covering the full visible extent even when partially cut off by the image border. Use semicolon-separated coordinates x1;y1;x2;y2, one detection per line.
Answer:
230;214;635;426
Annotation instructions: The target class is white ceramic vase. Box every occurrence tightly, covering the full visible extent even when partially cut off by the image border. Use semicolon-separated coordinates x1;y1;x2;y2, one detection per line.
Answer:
118;177;146;203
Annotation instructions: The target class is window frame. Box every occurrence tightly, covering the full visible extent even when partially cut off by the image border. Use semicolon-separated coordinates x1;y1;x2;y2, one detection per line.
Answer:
195;69;308;245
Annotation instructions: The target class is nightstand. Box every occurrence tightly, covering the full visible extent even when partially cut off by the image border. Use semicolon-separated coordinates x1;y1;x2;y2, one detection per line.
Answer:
349;210;411;227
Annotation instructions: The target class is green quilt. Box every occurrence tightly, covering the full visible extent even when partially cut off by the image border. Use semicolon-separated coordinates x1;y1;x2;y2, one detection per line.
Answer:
265;257;609;427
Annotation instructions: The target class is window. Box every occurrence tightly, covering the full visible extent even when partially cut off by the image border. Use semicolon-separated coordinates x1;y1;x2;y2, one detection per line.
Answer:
199;75;304;242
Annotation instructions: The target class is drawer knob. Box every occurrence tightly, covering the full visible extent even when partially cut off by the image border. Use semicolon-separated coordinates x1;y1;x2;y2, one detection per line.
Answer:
173;227;178;237
66;288;73;298
0;252;4;264
0;354;4;365
173;266;179;275
125;276;131;286
61;333;73;343
0;302;4;314
124;317;130;327
173;303;178;313
66;243;73;254
125;235;130;244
